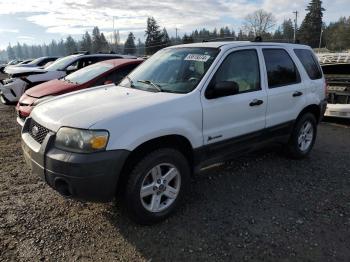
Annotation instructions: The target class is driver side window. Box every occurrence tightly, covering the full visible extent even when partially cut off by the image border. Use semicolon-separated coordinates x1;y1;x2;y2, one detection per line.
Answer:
213;49;261;95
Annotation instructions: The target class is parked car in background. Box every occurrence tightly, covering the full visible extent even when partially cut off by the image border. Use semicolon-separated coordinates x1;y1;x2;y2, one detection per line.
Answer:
0;53;136;104
16;58;143;125
22;42;327;224
318;53;350;119
4;56;60;73
0;59;23;73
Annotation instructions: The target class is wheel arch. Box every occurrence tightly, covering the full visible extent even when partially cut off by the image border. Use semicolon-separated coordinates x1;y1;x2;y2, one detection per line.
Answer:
297;104;321;123
116;134;194;195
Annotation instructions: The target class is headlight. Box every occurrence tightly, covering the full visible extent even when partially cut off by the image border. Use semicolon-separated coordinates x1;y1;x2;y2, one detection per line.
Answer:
55;127;109;153
33;96;55;106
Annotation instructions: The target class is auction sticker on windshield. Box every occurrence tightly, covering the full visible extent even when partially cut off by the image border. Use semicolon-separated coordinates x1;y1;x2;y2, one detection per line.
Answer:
185;54;211;62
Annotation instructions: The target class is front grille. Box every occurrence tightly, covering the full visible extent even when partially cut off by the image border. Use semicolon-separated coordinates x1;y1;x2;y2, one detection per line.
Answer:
28;119;50;144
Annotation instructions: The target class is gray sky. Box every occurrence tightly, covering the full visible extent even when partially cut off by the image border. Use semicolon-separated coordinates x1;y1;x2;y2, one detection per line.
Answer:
0;0;348;50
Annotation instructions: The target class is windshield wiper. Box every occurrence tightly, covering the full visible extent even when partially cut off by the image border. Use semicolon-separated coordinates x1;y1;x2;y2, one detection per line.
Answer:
125;76;136;88
137;80;162;92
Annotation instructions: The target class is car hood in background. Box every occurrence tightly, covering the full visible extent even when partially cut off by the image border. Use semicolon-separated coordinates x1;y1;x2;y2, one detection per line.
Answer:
26;79;77;98
5;66;47;76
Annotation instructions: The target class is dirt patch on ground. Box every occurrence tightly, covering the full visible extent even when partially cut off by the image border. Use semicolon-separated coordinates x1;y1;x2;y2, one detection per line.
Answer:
0;104;349;261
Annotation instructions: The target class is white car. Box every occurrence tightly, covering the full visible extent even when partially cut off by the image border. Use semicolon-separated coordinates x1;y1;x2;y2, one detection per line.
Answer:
0;53;135;104
22;41;327;224
4;56;60;73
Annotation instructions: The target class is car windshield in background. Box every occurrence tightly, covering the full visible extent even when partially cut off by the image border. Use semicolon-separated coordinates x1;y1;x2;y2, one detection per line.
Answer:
119;47;219;93
64;63;114;84
27;58;42;65
45;55;77;71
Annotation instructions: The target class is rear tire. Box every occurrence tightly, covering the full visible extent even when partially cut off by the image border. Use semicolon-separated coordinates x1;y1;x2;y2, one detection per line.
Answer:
285;113;317;159
123;148;191;225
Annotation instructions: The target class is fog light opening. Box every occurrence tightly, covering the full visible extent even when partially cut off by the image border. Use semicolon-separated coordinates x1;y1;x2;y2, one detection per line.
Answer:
54;178;72;197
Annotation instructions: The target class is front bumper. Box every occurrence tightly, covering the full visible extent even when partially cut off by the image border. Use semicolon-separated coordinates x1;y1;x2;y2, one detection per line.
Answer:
325;103;350;119
21;119;130;202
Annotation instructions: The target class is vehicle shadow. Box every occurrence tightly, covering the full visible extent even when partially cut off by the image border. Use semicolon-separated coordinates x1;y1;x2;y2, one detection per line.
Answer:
103;146;332;261
323;116;350;127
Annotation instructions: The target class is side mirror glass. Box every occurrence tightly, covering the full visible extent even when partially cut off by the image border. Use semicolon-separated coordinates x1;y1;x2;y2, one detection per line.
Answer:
205;81;239;99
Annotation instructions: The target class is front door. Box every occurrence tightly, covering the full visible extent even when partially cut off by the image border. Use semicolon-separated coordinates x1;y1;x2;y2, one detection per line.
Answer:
201;48;267;156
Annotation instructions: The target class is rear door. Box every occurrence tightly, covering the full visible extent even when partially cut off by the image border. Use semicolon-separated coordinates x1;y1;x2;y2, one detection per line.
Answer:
201;48;267;150
262;47;307;128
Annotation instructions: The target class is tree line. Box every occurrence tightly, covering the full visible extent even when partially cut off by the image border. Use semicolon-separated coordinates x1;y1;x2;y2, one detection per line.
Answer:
2;0;349;61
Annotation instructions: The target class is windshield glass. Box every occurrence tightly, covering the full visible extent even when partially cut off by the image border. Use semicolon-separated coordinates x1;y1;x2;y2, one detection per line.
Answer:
45;55;78;71
27;58;43;65
64;63;113;84
119;47;219;93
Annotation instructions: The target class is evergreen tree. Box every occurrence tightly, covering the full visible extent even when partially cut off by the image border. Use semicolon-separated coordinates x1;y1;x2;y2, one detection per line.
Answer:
111;30;121;53
92;26;102;53
182;34;194;44
324;17;350;51
14;42;23;59
298;0;325;47
123;32;136;54
161;28;171;46
100;33;110;52
281;19;294;42
6;44;15;60
273;27;283;40
81;31;92;52
145;17;163;55
136;38;145;56
65;35;77;54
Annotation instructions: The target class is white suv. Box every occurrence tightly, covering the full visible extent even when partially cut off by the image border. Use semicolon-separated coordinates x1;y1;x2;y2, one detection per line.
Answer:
21;41;327;224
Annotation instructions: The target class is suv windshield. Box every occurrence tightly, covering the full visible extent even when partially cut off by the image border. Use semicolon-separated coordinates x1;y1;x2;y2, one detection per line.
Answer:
45;55;79;71
119;47;219;93
64;63;114;84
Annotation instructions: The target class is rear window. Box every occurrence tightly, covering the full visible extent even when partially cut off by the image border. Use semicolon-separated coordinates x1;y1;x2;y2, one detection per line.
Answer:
263;49;300;88
294;49;322;80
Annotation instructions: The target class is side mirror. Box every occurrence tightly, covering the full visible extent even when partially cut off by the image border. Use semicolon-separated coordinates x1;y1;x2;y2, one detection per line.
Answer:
205;81;239;99
104;80;113;85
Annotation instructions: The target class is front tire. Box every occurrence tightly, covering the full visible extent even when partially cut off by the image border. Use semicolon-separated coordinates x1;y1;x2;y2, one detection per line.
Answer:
123;148;190;225
285;113;317;159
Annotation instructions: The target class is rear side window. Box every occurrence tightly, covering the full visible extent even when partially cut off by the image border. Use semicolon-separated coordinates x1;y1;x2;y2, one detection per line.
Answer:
294;49;322;80
263;49;300;88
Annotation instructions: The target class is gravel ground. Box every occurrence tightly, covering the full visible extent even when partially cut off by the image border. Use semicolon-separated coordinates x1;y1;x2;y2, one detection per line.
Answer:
0;104;349;262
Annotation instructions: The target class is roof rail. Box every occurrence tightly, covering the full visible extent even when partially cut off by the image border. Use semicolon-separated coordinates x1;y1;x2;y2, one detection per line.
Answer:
72;51;89;55
202;36;239;43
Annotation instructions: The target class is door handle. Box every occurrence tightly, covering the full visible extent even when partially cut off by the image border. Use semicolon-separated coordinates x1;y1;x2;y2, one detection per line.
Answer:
249;99;264;106
293;91;303;97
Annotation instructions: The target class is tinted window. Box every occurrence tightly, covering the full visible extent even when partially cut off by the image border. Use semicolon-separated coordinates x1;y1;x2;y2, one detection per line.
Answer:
93;64;138;86
294;49;322;80
65;63;114;84
212;49;260;94
263;49;300;88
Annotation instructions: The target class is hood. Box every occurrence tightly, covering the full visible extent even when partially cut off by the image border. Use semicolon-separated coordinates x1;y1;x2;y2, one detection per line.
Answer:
31;85;180;132
26;79;77;98
5;66;47;76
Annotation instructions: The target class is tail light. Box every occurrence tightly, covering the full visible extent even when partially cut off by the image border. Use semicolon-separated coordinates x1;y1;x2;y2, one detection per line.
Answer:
324;80;328;97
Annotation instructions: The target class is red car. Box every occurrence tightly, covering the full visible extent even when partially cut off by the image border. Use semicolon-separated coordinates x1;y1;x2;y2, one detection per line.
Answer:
16;58;143;125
